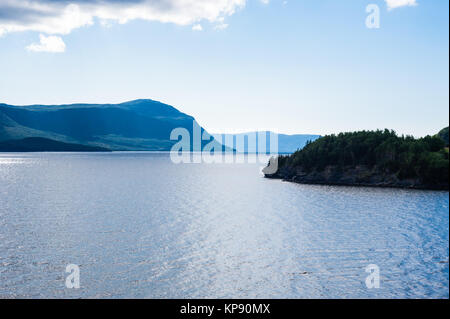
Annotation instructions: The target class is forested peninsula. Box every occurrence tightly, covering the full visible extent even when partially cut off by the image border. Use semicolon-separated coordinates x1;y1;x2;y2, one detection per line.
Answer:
264;128;449;190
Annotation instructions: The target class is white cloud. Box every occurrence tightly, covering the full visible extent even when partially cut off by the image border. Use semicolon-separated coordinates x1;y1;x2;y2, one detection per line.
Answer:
385;0;418;10
0;0;247;37
192;24;203;31
26;34;66;53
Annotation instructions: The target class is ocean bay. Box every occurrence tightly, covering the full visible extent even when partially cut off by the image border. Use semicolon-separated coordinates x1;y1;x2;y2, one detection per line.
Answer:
0;152;448;298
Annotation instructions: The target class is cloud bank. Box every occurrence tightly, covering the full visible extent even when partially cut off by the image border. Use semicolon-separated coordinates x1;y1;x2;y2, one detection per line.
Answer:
0;1;417;52
0;0;248;37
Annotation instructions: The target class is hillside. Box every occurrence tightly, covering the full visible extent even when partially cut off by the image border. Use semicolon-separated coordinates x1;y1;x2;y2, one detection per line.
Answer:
264;129;449;190
0;137;110;152
438;127;449;146
0;99;218;151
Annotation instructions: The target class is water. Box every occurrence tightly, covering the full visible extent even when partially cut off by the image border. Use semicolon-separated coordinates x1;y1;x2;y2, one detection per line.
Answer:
0;152;448;299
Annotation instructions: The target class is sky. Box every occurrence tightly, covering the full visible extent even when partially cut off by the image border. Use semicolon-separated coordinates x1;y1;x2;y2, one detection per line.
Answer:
0;0;448;137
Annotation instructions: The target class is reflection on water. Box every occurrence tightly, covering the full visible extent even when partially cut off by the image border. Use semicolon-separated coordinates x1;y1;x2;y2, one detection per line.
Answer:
0;152;448;298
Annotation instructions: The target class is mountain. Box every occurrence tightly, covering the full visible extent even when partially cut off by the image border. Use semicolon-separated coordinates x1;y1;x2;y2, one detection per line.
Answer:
0;137;110;152
213;132;321;154
0;99;218;151
264;129;449;190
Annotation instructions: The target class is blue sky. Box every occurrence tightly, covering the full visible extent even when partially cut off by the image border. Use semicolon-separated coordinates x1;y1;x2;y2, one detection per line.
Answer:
0;0;448;136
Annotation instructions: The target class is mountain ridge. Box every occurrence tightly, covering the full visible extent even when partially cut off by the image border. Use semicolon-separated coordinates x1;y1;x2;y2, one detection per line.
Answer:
0;99;213;151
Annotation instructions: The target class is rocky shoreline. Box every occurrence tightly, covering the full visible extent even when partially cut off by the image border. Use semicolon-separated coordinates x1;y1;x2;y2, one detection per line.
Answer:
264;164;449;191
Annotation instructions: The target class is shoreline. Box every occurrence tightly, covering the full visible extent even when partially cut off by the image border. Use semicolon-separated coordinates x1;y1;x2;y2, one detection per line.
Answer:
265;175;450;191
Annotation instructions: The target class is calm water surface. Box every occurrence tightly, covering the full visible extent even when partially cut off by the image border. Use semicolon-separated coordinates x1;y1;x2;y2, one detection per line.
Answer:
0;153;448;298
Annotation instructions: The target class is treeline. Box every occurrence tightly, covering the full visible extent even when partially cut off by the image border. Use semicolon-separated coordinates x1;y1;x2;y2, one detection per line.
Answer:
277;129;449;186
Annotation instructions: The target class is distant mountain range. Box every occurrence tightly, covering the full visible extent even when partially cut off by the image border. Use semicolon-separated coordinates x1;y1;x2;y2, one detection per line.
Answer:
0;99;215;151
1;99;320;153
213;132;321;154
